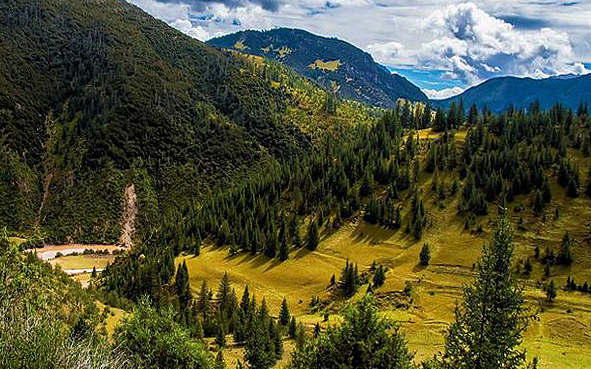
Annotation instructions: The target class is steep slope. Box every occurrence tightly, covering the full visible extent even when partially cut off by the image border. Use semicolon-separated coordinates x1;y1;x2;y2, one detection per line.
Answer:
0;0;310;242
207;28;428;108
438;74;591;112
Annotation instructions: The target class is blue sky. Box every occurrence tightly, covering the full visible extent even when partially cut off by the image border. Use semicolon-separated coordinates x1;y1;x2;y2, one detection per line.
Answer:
387;66;465;93
128;0;591;98
388;62;591;99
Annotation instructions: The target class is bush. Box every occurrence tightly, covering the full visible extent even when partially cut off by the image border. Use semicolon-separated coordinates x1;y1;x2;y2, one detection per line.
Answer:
289;295;413;369
114;297;212;369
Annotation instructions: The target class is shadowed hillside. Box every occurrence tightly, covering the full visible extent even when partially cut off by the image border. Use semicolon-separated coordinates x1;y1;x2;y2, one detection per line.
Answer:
0;0;316;242
208;28;428;108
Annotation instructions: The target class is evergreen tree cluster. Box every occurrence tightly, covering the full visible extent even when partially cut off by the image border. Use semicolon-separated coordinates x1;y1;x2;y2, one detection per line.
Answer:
422;101;590;217
565;276;591;294
340;259;360;297
289;295;414;369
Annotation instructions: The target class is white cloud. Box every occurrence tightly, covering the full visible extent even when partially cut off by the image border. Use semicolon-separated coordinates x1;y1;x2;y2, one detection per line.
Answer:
126;0;591;89
417;2;589;84
128;0;191;22
367;41;405;64
424;86;465;100
170;19;211;40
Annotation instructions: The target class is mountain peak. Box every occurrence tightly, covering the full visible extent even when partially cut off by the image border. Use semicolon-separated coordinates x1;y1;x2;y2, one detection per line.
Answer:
208;28;428;107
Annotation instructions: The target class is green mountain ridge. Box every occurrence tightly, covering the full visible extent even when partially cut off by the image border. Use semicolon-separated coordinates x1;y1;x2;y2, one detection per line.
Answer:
0;0;311;242
207;28;428;108
438;74;591;112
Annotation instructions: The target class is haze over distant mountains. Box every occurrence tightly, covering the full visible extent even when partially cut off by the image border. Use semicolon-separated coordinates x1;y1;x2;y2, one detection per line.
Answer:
437;73;591;113
207;28;429;108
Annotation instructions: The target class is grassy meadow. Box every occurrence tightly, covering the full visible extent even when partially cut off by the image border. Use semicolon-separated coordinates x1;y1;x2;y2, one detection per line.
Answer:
177;129;591;368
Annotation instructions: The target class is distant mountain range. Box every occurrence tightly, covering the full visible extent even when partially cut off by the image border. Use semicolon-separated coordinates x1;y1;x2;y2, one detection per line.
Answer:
208;28;428;108
438;74;591;112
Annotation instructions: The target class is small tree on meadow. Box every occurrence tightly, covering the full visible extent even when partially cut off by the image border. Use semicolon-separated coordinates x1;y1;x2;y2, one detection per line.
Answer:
279;298;290;326
546;280;557;302
420;243;431;266
441;214;531;369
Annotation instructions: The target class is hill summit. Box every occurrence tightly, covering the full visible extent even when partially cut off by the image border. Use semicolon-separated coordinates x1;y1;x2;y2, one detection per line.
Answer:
208;28;428;107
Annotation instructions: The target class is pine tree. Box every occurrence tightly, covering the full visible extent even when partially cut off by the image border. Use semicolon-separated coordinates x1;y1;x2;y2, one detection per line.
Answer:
273;321;283;359
175;261;191;311
420;243;431;266
279;298;290;326
360;174;374;197
546;280;557;302
567;176;579;198
289;214;300;245
524;258;533;275
533;189;544;215
289;317;297;339
198;281;210;319
442;214;530;369
544;262;551;278
259;298;269;322
218;272;231;316
240;285;251;317
245;313;276;369
278;213;289;261
314;322;321;338
340;259;358;297
468;103;478;126
306;219;319;251
372;265;386;288
216;324;226;348
290;295;413;369
265;229;278;258
279;229;289;261
558;232;573;266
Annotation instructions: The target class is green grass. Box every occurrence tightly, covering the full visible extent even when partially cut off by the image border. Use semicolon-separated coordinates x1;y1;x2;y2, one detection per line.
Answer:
180;129;591;368
51;255;115;270
308;59;342;71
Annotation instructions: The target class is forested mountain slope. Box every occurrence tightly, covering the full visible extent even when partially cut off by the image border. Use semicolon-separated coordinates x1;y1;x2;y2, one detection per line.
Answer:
208;28;428;108
0;0;319;243
101;100;591;368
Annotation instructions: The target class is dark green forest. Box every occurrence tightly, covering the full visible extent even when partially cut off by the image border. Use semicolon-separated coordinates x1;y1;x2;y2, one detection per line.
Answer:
0;0;310;243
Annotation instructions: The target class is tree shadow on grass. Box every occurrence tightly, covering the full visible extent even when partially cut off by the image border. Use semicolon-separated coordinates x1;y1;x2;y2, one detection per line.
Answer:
412;263;428;273
221;250;285;272
292;247;313;260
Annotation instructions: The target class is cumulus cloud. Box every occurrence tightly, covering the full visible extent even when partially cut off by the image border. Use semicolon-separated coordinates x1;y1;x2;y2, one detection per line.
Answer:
417;2;589;84
208;3;274;29
367;41;405;64
170;19;211;40
154;0;282;12
424;86;465;100
129;0;591;90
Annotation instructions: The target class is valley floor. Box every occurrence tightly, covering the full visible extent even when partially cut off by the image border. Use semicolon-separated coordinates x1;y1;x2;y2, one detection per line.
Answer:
178;180;591;368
